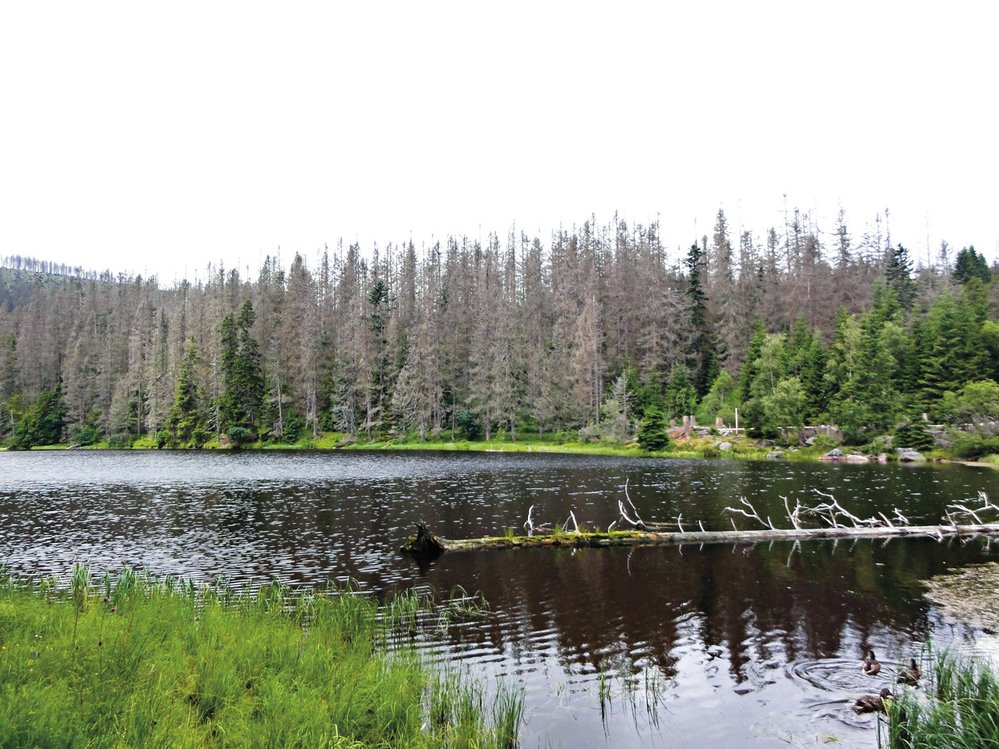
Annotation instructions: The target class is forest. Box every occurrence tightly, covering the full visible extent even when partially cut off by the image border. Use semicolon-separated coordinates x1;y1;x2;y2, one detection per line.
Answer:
2;208;998;456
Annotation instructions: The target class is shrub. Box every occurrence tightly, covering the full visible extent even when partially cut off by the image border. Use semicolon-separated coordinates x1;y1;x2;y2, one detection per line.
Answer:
860;434;893;456
808;434;840;452
226;426;256;447
951;435;999;460
69;424;101;447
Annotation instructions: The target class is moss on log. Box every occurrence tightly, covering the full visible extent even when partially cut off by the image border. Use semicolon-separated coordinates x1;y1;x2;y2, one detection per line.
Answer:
400;523;999;555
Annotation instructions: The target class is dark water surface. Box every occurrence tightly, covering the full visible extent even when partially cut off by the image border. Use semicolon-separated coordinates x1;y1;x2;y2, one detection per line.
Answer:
2;450;999;747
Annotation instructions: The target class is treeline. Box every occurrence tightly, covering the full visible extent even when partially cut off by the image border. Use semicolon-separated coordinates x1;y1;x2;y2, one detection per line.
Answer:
1;210;997;450
0;255;104;281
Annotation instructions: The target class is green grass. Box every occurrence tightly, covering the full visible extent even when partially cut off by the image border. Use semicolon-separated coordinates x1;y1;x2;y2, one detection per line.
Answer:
0;565;523;748
6;427;960;463
886;649;999;748
340;435;647;456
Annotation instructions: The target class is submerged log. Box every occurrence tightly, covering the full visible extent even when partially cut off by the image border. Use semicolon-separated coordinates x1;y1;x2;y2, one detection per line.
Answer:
399;522;999;555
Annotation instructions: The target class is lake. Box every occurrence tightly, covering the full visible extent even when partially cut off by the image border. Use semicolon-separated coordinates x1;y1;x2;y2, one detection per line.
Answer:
2;450;998;747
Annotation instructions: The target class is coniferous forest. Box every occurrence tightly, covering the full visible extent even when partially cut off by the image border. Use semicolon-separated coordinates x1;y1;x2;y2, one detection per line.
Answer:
2;209;999;456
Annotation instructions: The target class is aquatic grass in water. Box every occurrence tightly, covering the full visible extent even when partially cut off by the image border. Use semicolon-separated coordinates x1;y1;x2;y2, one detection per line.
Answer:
886;649;999;748
0;568;523;748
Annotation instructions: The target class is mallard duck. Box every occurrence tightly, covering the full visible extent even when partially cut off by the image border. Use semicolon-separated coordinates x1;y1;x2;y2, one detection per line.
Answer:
852;687;892;714
897;658;921;686
862;648;881;676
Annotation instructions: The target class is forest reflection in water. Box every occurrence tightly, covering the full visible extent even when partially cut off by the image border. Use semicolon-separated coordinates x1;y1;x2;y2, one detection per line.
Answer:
411;535;999;747
2;450;998;746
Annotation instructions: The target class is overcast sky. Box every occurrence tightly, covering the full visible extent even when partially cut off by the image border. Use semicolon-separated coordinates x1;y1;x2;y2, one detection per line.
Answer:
1;2;996;283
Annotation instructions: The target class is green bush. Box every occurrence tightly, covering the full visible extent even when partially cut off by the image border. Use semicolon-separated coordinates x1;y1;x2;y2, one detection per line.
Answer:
69;424;101;447
951;434;999;460
865;434;894;455
808;433;840;452
226;426;256;447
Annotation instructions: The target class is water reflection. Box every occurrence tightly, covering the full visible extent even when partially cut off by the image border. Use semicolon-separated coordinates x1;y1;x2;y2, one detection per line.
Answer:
1;450;998;747
419;535;985;676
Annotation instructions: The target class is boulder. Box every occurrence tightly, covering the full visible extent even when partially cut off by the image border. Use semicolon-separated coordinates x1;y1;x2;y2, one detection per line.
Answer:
896;448;927;463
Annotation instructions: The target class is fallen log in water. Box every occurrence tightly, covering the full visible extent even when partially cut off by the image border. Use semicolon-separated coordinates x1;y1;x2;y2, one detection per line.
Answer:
401;489;999;555
400;522;999;555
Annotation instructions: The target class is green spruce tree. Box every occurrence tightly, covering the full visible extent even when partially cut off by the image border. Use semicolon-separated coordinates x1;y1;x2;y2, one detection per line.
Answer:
952;246;991;285
218;300;265;445
885;243;915;310
10;381;66;449
664;363;698;421
164;338;207;447
684;242;718;397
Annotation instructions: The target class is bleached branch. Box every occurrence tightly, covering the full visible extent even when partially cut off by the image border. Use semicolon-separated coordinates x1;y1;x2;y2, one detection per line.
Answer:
723;497;775;530
807;490;879;528
523;504;550;536
565;510;580;534
947;503;984;524
618;500;645;528
947;493;999;525
782;495;803;530
620;478;647;529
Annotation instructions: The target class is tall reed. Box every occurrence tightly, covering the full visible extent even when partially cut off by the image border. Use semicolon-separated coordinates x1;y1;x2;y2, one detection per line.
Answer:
886;649;999;748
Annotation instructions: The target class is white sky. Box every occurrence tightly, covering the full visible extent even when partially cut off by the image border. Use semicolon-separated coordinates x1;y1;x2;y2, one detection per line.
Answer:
1;1;997;283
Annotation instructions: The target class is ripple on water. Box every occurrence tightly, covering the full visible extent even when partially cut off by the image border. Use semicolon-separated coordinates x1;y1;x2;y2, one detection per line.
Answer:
4;451;999;749
788;657;908;728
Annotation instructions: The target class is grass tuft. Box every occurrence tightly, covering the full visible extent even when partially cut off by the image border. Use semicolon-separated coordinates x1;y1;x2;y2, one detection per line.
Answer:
886;648;999;748
0;567;523;748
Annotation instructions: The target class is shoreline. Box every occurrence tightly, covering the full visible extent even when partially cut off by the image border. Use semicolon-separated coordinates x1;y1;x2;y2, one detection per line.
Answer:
1;433;985;466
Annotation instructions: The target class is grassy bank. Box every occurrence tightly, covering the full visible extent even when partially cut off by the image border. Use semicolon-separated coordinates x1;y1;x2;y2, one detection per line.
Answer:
887;650;999;748
0;566;523;748
4;429;988;465
255;431;770;460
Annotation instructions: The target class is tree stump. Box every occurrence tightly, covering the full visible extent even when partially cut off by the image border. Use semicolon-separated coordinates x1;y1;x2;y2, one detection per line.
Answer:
401;522;446;558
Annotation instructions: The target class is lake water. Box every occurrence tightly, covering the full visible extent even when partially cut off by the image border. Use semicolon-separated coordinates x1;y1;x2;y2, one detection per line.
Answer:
2;450;999;747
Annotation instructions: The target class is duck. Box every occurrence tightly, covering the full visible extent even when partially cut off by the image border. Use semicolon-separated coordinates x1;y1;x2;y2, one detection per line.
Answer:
862;648;881;676
852;687;892;714
897;658;921;686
